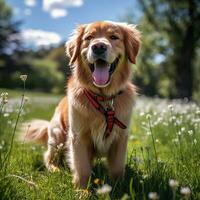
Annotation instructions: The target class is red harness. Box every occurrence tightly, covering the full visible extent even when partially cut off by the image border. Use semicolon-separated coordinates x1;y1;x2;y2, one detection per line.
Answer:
84;89;127;138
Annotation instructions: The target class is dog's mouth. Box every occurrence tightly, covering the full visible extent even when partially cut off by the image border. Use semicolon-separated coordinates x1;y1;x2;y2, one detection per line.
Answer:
89;57;119;87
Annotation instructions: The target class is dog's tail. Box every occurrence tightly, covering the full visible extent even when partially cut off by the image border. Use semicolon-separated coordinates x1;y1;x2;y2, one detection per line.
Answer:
19;120;49;145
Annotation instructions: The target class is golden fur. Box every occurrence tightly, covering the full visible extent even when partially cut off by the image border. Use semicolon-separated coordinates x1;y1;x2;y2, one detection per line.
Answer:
22;21;141;188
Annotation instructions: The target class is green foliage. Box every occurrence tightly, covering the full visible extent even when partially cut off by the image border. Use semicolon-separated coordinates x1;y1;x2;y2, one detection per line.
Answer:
0;0;19;54
124;0;200;100
30;59;63;93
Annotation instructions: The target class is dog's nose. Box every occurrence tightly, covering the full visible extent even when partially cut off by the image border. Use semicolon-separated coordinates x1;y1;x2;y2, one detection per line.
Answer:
92;43;107;55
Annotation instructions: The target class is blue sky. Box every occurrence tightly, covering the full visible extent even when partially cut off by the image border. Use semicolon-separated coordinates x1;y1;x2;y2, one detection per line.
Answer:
7;0;140;47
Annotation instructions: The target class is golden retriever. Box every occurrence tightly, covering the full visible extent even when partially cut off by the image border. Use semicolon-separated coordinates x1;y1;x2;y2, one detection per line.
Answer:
23;21;141;188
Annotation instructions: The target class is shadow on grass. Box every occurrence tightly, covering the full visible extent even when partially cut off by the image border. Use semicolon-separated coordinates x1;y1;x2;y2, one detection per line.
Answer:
89;161;173;200
30;154;173;199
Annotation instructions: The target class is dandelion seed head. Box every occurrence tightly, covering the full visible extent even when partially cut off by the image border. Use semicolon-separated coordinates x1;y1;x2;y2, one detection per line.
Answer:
181;127;185;132
193;139;197;145
180;187;191;197
97;184;112;195
20;74;28;82
169;179;179;189
24;96;29;102
168;104;174;111
3;113;9;117
188;130;193;136
1;92;8;104
155;139;159;143
196;110;200;115
146;131;151;135
148;192;159;199
146;114;151;120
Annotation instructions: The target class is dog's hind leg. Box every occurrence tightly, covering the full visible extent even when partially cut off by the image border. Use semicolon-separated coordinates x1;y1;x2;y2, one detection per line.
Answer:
44;110;67;172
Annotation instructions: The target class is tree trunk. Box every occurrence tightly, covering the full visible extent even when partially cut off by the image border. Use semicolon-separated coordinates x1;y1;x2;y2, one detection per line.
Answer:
175;27;194;99
175;0;196;99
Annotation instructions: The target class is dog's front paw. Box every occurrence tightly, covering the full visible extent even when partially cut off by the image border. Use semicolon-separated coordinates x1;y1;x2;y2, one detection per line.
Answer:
72;174;90;189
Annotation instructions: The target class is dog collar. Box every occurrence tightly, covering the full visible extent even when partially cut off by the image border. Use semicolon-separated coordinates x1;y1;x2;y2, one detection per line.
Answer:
84;89;127;138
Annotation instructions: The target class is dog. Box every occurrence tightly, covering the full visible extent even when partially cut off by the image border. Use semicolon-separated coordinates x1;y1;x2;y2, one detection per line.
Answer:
22;21;141;188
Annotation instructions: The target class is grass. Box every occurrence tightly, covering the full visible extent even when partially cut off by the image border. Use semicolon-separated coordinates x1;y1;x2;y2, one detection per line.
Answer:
0;85;200;200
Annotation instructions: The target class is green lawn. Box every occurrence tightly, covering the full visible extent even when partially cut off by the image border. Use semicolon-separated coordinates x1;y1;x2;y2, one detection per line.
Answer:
0;88;200;200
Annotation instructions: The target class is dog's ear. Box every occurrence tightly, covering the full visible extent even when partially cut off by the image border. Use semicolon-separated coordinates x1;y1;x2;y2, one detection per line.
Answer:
65;25;86;66
121;24;141;64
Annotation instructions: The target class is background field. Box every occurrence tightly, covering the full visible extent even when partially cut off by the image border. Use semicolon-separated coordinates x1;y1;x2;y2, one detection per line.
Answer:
0;88;200;200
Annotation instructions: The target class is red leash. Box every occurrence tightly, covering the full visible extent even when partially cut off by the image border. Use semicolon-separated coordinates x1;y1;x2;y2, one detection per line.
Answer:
84;89;127;138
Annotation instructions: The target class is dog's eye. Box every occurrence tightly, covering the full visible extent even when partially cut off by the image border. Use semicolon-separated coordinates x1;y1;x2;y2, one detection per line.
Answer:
85;35;93;41
110;35;119;40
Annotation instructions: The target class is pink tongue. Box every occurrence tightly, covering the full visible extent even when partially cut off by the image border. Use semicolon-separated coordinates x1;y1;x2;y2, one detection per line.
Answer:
92;64;110;85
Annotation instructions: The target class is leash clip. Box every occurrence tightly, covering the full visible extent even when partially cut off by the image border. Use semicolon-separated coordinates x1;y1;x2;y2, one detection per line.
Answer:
107;99;114;110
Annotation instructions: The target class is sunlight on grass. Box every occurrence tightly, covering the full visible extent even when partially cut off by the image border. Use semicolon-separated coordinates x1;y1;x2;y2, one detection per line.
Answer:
0;85;200;199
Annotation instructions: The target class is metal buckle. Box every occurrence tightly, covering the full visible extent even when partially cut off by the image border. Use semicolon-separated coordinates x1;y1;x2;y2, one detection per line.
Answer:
107;99;114;110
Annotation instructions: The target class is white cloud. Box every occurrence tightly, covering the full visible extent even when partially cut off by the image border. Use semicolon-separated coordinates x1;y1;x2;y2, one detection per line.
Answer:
24;0;36;7
21;29;62;47
43;0;83;19
50;8;67;18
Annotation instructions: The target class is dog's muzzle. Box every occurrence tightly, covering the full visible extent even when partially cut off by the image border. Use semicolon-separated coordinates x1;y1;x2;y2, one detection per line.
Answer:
89;57;119;88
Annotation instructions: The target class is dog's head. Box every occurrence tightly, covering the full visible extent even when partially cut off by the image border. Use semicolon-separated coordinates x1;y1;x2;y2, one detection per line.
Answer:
66;21;141;90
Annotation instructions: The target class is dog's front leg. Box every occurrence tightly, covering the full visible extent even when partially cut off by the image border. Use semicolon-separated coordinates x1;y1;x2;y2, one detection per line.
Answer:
107;132;128;180
68;131;92;188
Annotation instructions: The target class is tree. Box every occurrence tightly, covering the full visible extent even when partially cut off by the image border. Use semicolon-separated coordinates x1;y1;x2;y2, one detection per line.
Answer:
137;0;200;99
0;0;20;55
0;0;21;88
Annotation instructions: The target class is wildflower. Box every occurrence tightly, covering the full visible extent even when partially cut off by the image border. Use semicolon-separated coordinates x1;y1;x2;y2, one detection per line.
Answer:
147;131;151;135
170;116;176;122
195;110;200;115
129;135;135;140
0;145;3;150
180;187;191;197
142;121;146;126
193;139;197;145
181;127;185;132
24;96;29;102
97;184;112;195
83;189;89;194
1;92;8;104
146;114;151;120
20;74;27;82
172;138;179;143
168;104;174;111
188;130;193;136
140;112;145;116
121;193;129;200
3;113;9;117
132;157;142;164
94;178;101;185
148;192;159;199
155;139;159;143
169;179;179;189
